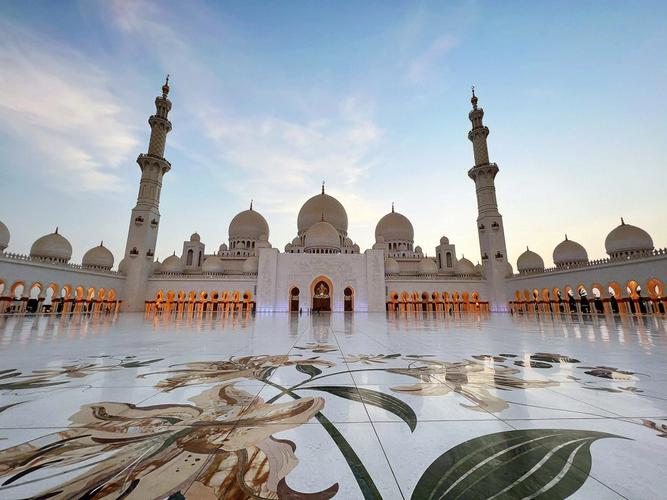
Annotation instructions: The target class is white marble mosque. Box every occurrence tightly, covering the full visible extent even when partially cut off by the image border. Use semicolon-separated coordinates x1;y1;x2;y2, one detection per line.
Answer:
0;80;666;317
3;80;667;500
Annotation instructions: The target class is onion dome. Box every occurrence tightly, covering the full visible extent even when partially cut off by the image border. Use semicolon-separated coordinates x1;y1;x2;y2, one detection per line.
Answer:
30;228;72;263
418;257;438;275
304;221;341;253
605;218;654;258
439;235;449;245
190;232;201;242
503;261;514;278
82;242;114;270
0;220;9;251
297;186;348;236
553;235;588;267
385;257;400;275
202;256;225;274
118;257;128;274
374;205;414;243
242;256;259;273
229;206;270;240
414;245;423;254
162;253;184;273
517;247;545;274
454;256;475;275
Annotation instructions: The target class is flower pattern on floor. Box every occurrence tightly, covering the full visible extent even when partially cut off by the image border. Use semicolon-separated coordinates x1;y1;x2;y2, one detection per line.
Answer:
0;349;650;498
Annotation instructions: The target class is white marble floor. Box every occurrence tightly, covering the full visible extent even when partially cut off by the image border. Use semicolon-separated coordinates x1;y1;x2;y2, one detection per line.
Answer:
0;311;666;499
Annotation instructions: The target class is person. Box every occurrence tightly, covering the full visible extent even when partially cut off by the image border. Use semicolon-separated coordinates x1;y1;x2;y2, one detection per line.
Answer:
299;307;302;315
579;288;590;314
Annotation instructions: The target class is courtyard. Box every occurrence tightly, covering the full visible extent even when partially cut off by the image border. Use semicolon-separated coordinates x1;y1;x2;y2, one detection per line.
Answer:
0;311;665;498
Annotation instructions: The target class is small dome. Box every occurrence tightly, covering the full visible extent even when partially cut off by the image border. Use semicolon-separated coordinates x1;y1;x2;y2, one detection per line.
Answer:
343;237;353;247
304;221;341;252
242;256;259;273
0;220;9;251
229;208;270;241
202;256;225;274
475;262;483;276
418;257;438;275
439;235;449;245
256;238;271;249
82;242;114;270
190;232;201;242
517;247;545;274
352;243;360;252
219;243;228;252
454;256;475;275
605;218;653;257
375;209;414;243
385;257;400;275
297;190;348;235
162;253;184;273
118;257;128;274
30;228;72;262
503;261;514;278
153;259;162;274
414;245;423;254
553;236;588;267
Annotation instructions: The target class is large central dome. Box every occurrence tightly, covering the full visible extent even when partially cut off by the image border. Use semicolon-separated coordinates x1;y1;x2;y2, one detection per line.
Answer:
297;188;348;236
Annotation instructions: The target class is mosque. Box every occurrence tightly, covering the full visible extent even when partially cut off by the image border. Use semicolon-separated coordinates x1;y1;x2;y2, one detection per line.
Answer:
1;80;666;316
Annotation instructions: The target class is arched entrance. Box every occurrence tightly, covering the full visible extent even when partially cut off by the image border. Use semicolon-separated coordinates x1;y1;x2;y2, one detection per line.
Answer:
311;277;332;312
290;287;300;312
344;287;354;312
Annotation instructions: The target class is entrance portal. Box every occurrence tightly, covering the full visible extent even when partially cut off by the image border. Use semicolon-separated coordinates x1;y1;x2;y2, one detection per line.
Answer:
312;280;331;312
344;287;354;311
290;287;300;312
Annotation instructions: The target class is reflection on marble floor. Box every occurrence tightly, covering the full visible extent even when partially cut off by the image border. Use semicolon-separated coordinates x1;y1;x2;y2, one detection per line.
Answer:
0;312;666;498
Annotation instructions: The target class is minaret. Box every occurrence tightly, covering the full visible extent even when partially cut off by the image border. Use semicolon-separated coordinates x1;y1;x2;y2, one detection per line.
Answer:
467;87;509;311
122;77;173;311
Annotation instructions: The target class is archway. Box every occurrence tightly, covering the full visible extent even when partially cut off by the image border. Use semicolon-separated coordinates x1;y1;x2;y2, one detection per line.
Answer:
311;276;332;312
344;287;354;312
289;287;300;312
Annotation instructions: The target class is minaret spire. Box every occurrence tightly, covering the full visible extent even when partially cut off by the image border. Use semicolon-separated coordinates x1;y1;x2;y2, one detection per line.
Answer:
466;88;509;311
122;77;174;311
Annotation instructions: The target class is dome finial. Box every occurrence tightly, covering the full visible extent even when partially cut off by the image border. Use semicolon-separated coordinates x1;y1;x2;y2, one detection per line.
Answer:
100;240;103;246
55;226;59;234
526;245;529;251
321;180;325;194
565;234;568;241
392;202;395;213
471;85;478;110
250;199;253;211
621;217;625;225
162;74;170;97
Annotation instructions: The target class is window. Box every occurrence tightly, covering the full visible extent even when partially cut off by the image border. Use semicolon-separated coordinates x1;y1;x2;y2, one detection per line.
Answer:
446;252;452;268
186;249;193;266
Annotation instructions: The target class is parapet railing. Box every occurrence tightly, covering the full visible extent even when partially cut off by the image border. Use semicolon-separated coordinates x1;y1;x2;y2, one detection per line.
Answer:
513;247;667;277
0;252;120;275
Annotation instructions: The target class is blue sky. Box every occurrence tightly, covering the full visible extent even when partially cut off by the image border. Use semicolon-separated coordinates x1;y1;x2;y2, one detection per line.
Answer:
1;0;665;267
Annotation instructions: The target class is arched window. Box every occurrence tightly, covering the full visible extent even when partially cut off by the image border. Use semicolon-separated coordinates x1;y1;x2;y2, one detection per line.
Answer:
197;252;202;267
186;249;193;266
446;252;452;267
438;254;442;268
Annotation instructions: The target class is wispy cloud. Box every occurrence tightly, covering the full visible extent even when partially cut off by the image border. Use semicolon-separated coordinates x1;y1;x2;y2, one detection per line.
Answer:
405;35;458;84
0;20;139;192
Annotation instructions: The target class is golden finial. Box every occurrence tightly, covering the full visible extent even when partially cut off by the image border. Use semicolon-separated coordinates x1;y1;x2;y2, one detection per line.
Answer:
162;74;170;97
